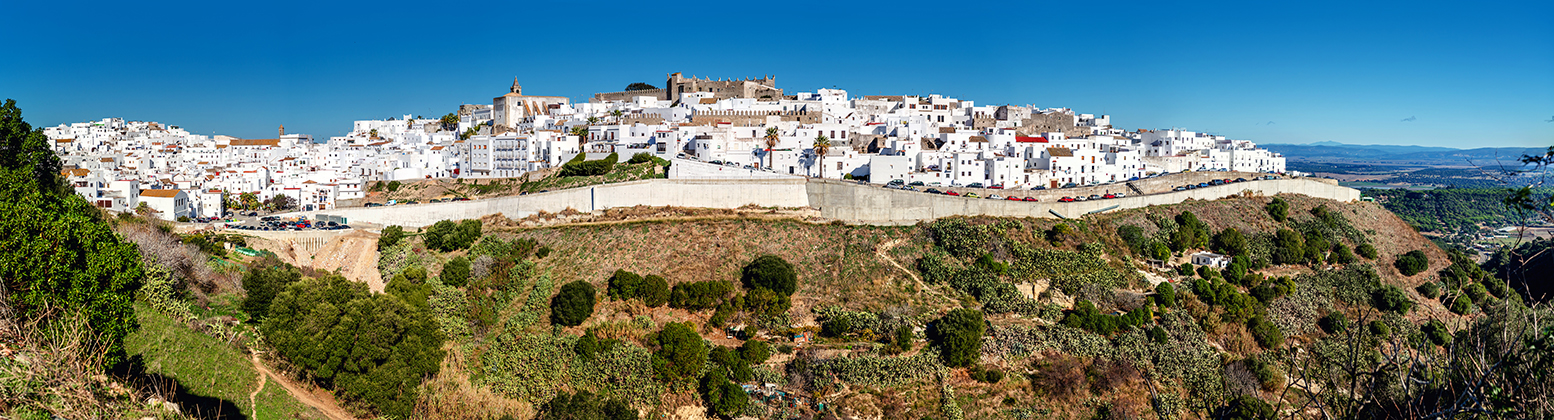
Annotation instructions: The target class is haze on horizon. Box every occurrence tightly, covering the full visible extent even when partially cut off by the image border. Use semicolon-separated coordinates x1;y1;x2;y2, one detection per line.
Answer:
2;0;1550;148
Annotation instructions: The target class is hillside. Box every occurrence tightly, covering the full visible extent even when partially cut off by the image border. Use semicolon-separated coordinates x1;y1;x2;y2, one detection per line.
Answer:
363;192;1522;420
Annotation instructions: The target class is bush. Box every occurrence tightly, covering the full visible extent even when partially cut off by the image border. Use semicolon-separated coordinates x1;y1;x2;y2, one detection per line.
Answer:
262;274;444;418
741;255;797;296
536;246;552;259
1318;310;1349;334
550;281;597;327
1330;243;1356;264
652;322;708;383
608;269;645;300
241;258;302;320
1422;319;1451;346
627;152;655;164
424;219;482;252
440;256;471;287
1154;282;1177;308
928;309;985;367
1274;228;1306;265
1416;282;1441;299
1248;315;1284;349
641;275;670;307
738;340;770;364
1170;211;1210;251
1062;300;1153;335
1394;249;1429;276
1266;197;1289;222
1464;282;1490;304
1214;228;1248;256
538;391;637;420
969;365;1004;383
559;153;618;177
1221;394;1275;420
1177;263;1195;276
378;225;405;250
669;280;734;310
1450;294;1474;314
386;180;401;192
821;317;853;338
1356;243;1378;259
1372;285;1415;313
698;370;748;418
1369;320;1391;338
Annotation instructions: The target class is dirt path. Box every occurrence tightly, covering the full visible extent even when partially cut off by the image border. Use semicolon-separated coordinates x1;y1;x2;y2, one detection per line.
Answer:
876;239;949;302
249;367;267;417
251;352;357;420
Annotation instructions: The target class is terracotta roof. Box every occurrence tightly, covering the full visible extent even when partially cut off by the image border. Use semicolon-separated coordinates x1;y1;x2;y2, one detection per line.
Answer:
1047;147;1073;157
55;138;74;143
699;98;717;104
938;127;956;134
62;168;90;177
139;189;182;198
430;146;444;150
968;136;987;142
100;158;114;162
231;139;279;147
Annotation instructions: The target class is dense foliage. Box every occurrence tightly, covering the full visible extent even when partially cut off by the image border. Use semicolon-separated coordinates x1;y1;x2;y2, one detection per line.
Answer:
378;225;405;250
669;280;735;310
239;257;301;320
741;255;797;296
550;280;597;327
559;152;619;177
927;308;984;367
1365;188;1542;231
424;219;482;252
1394;249;1429;276
538;391;637;420
1062;300;1153;335
261;274;445;417
1266;197;1289;222
0;99;143;369
607;269;670;307
651;322;708;384
440;255;471;287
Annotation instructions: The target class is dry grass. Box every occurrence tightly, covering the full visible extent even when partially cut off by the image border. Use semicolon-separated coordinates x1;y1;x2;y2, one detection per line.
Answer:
414;345;532;420
0;309;190;419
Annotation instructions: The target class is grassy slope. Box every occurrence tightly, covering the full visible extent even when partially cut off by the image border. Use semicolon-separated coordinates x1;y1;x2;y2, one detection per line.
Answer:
427;194;1455;419
125;304;321;420
517;161;664;193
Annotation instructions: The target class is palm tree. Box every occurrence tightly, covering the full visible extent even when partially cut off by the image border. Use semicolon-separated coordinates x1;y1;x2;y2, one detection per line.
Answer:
610;109;623;123
570;126;589;148
764;127;780;170
586;116;600;125
812;135;831;179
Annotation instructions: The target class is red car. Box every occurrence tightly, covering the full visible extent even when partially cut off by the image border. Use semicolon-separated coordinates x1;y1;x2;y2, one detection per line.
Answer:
989;185;1004;189
1059;196;1075;202
1103;193;1117;199
946;191;960;196
1005;196;1022;201
1022;197;1038;202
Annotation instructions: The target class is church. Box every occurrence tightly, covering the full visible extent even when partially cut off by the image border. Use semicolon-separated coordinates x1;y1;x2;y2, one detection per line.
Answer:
493;78;569;128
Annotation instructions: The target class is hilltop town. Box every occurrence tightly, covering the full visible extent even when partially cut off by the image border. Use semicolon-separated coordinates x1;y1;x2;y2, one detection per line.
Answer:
45;72;1286;220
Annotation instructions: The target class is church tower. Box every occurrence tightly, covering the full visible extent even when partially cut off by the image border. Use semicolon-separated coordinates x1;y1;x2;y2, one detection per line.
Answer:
510;77;522;95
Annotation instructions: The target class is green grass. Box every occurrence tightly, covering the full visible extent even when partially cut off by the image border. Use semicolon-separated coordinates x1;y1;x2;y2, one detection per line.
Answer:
519;161;665;193
125;303;320;420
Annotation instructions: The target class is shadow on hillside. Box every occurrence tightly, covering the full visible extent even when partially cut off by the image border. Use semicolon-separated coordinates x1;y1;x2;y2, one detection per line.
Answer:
114;354;247;420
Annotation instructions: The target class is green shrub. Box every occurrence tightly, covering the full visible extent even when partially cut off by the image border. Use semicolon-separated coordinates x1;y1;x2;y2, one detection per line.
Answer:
1176;263;1195;276
559;153;619;177
550;281;597;327
1266;197;1289;222
1248;315;1284;349
1221;394;1274;420
1463;282;1490;304
652;322;708;383
928;309;985;368
1356;243;1378;259
1062;300;1153;335
536;246;552;259
642;275;670;307
698;370;748;418
1422;319;1451;346
1330;243;1357;264
1149;326;1170;344
1118;225;1149;255
424;219;482;252
262;274;444;418
379;225;405;250
575;332;600;361
1369;320;1391;338
1154;282;1177;308
741;255;797;296
627;152;655;164
440;256;471;287
1416;282;1441;299
1214;228;1248;256
969;365;1004;383
241;258;302;320
608;269;645;300
1394;249;1429;276
538;391;637;420
1046;223;1075;244
821;317;853;338
1372;285;1415;313
669;280;734;310
1274;228;1306;265
1450;294;1474;314
1170;211;1210;251
386;180;401;192
738;340;771;364
1318;310;1349;334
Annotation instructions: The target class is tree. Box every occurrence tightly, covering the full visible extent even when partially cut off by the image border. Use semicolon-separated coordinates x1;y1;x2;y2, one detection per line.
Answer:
625;82;658;91
1214;227;1248;256
927;308;984;367
379;225;406;250
0;99;143;369
1372;284;1414;313
737;340;770;364
642;274;670;307
764;126;780;170
699;370;748;418
1394;249;1429;276
539;391;637;420
262;274;445;418
570;126;589;146
1356;243;1378;259
550;280;597;327
1274;228;1306;265
741;255;797;296
424;219;481;252
1267;197;1289;222
440;256;471;287
439;113;458;131
1154;282;1177;308
1221;394;1274;420
241;257;302;320
652;322;708;384
812;135;831;178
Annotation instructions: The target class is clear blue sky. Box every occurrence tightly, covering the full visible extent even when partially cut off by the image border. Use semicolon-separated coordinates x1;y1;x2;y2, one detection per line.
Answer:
3;0;1550;147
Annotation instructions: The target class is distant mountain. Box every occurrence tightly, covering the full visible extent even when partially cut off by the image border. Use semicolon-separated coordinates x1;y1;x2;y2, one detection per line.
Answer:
1264;142;1545;164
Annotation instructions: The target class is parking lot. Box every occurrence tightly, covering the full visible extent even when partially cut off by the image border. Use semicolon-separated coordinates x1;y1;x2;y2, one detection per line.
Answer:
222;215;351;232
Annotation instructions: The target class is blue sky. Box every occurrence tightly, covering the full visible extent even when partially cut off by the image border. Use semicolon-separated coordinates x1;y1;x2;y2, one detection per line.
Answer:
3;0;1550;147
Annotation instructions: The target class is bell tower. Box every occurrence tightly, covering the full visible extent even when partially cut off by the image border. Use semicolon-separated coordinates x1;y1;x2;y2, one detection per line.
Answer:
510;77;522;95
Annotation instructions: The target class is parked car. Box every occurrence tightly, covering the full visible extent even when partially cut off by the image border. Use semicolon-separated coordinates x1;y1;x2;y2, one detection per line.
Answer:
964;192;980;198
1235;178;1247;182
925;188;942;194
1005;196;1022;201
1103;193;1116;199
987;194;1003;200
1088;195;1102;200
1059;196;1075;202
908;181;925;187
1062;182;1078;188
965;183;983;188
946;191;961;196
453;197;470;201
365;203;383;207
988;184;1004;189
1114;193;1127;198
1197;183;1209;188
1022;197;1038;202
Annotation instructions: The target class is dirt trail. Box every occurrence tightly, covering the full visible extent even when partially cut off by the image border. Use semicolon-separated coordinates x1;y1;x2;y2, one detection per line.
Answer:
251;352;357;420
876;239;948;302
249;367;266;417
